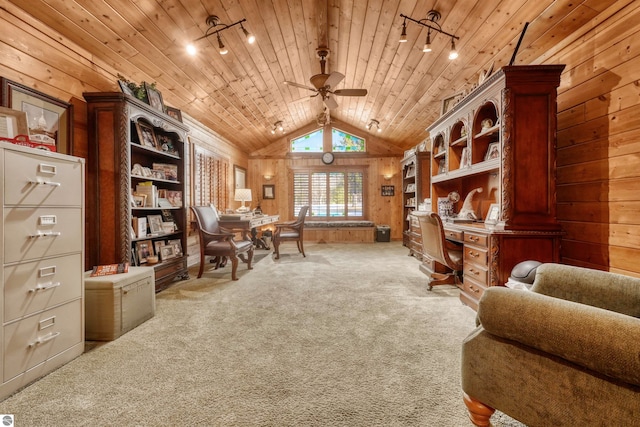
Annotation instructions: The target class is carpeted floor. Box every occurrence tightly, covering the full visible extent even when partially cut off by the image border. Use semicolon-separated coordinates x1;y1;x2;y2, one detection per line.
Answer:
0;242;525;426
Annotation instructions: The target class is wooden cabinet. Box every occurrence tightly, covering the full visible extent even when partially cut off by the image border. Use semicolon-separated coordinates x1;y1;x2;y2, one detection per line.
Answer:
84;92;189;292
0;142;85;400
401;151;430;256
426;65;565;309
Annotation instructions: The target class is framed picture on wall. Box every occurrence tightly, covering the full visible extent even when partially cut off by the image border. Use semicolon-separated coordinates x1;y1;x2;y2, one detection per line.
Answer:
263;184;275;199
0;77;73;154
381;185;395;196
234;165;247;189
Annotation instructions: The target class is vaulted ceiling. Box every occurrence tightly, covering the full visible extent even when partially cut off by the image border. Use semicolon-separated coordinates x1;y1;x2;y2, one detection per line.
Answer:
10;0;614;154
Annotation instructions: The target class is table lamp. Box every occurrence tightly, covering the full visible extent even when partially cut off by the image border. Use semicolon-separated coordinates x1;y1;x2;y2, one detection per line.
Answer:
234;188;252;213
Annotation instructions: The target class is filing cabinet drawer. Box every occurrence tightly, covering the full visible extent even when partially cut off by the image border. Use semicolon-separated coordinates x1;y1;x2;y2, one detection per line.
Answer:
464;245;488;266
464;261;488;285
4;253;83;322
4;150;83;207
3;207;82;263
464;231;488;247
4;299;82;381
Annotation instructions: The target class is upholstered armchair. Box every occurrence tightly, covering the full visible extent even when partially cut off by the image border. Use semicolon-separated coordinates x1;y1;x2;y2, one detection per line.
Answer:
461;263;640;426
273;206;309;259
191;205;254;280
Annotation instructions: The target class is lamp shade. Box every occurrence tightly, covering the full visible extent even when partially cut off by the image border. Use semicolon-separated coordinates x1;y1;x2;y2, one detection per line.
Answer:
234;188;252;202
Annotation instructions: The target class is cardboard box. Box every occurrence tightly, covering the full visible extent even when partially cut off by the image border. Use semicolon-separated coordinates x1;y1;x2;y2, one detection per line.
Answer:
84;267;155;341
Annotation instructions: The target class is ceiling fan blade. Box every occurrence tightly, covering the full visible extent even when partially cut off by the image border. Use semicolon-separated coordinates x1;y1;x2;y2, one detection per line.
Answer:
284;81;318;93
324;71;345;89
333;89;368;97
323;95;339;110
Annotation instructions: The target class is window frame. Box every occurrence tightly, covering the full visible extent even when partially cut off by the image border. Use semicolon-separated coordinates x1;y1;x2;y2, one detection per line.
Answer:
290;166;367;220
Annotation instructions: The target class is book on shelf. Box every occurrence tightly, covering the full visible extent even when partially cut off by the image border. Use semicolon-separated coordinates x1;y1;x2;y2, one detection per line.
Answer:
132;216;148;239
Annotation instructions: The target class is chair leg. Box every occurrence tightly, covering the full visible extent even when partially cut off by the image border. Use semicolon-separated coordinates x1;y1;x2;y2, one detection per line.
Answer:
197;251;205;278
298;239;305;257
273;238;280;259
247;247;254;270
230;254;239;281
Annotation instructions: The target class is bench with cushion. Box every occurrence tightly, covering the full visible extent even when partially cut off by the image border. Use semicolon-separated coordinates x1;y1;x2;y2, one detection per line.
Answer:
303;220;376;243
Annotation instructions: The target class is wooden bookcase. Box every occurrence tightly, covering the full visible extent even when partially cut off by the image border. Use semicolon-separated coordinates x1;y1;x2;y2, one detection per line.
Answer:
401;150;430;257
84;92;189;292
426;65;565;309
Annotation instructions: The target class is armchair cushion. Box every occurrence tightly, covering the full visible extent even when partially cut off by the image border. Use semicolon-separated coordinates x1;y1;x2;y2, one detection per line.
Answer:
477;287;640;386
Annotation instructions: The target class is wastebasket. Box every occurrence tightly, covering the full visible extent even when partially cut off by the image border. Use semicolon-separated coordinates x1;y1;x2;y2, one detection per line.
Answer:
376;225;391;242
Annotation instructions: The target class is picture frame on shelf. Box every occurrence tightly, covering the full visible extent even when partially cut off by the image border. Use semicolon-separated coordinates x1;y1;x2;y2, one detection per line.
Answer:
159;244;176;261
441;91;464;116
485;142;500;161
1;77;73;153
168;239;183;257
263;184;275;200
154;240;164;255
166;190;182;207
136;240;153;264
132;194;146;207
144;82;164;112
147;214;164;234
155;132;177;155
0;107;28;138
135;121;157;148
485;203;500;224
165;106;182;122
118;80;136;97
460;147;471;168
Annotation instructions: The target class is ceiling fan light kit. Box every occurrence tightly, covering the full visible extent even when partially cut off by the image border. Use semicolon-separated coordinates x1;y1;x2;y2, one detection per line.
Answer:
270;121;284;134
400;10;460;59
187;14;255;56
367;119;382;133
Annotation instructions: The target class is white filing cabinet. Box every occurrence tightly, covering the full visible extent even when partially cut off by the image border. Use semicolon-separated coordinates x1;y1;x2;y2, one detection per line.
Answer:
0;142;85;400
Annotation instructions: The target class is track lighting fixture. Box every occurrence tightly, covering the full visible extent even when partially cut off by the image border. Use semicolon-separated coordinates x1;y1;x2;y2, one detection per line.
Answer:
186;15;255;56
367;119;382;133
270;121;284;135
399;10;460;60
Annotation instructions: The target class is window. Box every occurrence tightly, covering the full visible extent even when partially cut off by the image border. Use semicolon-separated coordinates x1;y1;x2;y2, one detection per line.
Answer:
293;169;364;219
332;128;365;152
290;129;323;152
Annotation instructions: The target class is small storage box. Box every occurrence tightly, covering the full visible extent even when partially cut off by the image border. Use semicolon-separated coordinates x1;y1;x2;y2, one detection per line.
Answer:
376;225;391;242
84;267;155;341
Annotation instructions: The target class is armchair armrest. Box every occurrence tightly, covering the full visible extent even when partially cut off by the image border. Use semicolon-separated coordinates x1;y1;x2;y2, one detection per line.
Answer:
477;287;640;386
531;263;640;317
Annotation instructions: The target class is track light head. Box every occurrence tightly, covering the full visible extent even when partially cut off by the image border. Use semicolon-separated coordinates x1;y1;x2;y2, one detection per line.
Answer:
187;14;254;55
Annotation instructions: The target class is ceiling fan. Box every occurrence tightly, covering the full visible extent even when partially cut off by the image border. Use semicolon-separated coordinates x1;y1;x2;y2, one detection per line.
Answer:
284;48;367;109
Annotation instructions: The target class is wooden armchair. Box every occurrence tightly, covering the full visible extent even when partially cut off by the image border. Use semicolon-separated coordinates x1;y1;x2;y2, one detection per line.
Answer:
414;212;463;290
273;205;309;260
191;205;254;280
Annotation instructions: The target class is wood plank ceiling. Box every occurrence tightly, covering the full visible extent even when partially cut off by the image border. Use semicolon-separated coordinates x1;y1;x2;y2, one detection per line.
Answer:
8;0;613;154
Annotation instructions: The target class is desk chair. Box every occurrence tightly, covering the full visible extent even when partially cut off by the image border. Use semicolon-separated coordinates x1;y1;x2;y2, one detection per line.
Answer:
273;206;309;259
191;205;254;280
416;212;463;290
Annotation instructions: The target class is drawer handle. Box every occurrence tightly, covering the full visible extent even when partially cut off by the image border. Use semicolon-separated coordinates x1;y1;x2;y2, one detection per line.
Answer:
468;236;480;242
29;282;61;293
29;180;61;187
469;251;479;258
468;268;480;275
469;285;480;293
28;331;60;348
29;232;62;238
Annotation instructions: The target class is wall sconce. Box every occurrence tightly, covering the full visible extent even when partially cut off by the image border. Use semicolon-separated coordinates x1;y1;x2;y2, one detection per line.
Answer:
366;119;382;133
263;174;273;181
383;173;393;181
186;15;255;56
399;10;460;60
270;121;284;135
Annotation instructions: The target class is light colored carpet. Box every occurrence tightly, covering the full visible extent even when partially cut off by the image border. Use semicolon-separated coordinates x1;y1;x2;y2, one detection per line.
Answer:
0;242;525;426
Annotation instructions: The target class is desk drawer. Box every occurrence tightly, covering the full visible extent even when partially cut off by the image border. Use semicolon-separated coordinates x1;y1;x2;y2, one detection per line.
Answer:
464;245;488;265
464;261;488;286
464;231;488;247
443;229;463;242
463;276;487;299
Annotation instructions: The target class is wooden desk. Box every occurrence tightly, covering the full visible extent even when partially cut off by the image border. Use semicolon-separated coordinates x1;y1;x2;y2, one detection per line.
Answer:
219;214;280;249
439;221;561;310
